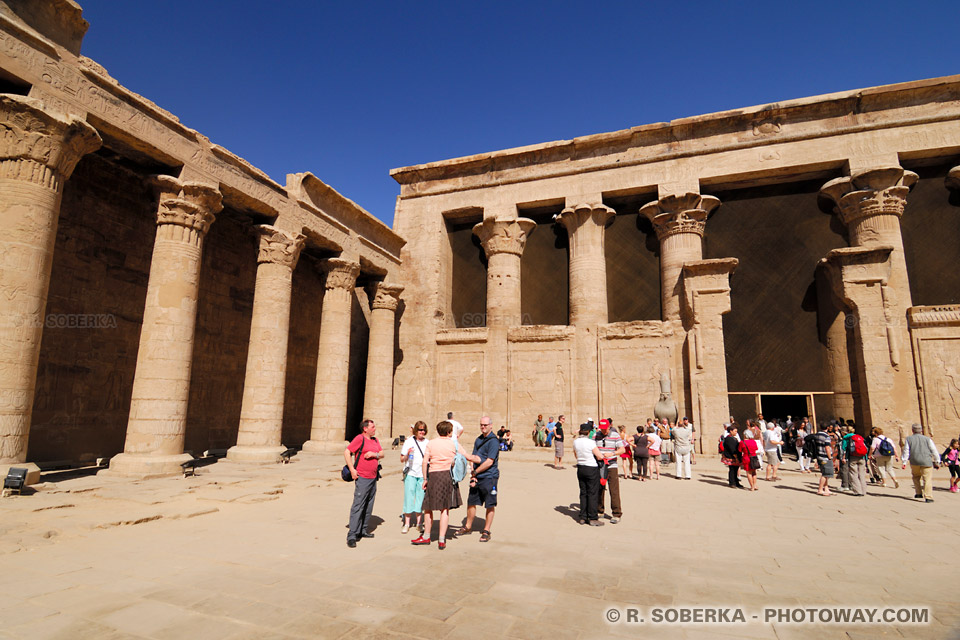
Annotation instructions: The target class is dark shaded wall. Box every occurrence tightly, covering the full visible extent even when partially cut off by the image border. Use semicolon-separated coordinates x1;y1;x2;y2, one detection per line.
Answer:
704;180;846;393
520;216;568;326
604;211;661;322
282;257;323;446
902;163;960;305
30;154;155;462
344;291;370;442
184;211;257;453
448;220;486;328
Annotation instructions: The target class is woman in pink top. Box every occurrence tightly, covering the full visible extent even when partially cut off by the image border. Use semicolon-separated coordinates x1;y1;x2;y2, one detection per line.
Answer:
411;420;462;549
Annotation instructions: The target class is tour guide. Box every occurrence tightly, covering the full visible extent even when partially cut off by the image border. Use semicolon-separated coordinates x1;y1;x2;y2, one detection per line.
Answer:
344;419;384;547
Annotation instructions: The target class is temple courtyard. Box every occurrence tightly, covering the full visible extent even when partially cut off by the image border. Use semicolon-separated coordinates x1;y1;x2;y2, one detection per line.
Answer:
0;452;957;640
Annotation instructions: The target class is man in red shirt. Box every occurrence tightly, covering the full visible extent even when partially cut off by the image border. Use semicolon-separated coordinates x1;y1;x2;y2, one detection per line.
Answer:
344;419;384;548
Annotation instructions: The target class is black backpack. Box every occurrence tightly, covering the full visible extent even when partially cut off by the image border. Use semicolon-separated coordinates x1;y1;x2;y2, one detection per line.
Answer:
802;433;819;460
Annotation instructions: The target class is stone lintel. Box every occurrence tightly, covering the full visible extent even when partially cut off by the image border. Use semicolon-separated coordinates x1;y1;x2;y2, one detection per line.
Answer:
598;320;676;340
436;328;489;345
507;325;574;343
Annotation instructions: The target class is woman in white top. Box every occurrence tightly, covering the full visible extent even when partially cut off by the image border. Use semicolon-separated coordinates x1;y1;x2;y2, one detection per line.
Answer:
796;425;809;473
400;421;429;533
573;424;604;525
646;426;663;480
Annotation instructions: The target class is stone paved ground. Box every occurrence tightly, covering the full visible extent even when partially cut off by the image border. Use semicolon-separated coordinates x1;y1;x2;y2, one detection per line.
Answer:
0;450;957;640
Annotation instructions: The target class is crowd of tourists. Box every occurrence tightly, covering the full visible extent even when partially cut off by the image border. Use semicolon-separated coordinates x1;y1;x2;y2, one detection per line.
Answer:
339;409;957;546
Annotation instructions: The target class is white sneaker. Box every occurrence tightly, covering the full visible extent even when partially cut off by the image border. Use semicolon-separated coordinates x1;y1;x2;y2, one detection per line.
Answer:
401;525;409;534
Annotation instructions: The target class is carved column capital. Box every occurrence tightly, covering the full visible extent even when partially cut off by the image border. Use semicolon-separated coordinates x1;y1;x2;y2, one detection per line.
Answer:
256;225;306;269
322;258;361;291
820;166;918;228
946;166;960;192
152;175;223;236
371;283;404;311
472;217;536;257
0;94;101;189
556;202;615;234
639;192;719;240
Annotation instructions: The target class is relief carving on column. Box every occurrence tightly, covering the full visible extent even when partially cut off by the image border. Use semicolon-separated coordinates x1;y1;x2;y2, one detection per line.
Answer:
639;192;720;240
371;283;404;311
322;257;361;291
820;166;918;227
472;217;536;257
0;95;101;188
152;175;223;236
256;225;306;269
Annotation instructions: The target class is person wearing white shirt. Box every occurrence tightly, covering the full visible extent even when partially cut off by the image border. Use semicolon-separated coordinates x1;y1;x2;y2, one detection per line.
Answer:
573;424;604;525
869;426;900;488
446;411;464;443
400;421;429;533
762;422;782;481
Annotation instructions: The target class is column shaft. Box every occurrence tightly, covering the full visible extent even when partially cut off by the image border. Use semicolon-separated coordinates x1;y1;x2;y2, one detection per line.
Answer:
473;217;535;327
228;226;305;462
109;177;222;477
361;283;403;438
0;96;100;464
661;233;703;320
303;258;359;450
558;203;614;327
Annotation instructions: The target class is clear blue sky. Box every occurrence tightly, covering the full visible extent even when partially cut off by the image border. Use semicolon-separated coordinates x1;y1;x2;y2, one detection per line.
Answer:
78;0;957;227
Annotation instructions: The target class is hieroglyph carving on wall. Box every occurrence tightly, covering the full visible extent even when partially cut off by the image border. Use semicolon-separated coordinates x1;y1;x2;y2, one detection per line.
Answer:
917;338;960;438
599;341;670;422
508;347;572;424
435;349;484;418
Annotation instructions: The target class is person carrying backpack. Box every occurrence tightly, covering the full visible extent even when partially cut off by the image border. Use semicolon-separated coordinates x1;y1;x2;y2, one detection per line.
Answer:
869;427;900;489
842;428;869;496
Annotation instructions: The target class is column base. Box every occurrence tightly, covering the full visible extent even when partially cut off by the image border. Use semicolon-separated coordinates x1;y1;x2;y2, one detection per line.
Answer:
225;445;286;463
301;439;347;453
103;452;194;479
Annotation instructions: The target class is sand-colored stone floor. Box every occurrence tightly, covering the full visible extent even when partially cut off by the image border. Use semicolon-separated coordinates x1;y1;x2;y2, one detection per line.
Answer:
0;450;956;639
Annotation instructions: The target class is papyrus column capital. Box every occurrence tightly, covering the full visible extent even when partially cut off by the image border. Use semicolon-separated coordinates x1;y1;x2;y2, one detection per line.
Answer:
556;202;615;236
820;166;918;228
0;94;101;189
371;282;404;311
946;166;960;192
321;258;361;291
256;225;306;269
473;217;536;257
639;192;720;241
152;175;222;236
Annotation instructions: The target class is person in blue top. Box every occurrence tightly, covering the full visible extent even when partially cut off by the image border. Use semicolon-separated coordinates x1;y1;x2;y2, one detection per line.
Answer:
457;415;499;542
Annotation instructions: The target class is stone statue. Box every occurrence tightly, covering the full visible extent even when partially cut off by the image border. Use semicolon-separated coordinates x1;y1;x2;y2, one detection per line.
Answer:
654;371;678;424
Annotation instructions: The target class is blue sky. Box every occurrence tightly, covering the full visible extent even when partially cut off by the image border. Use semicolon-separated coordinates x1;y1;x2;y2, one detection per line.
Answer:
78;1;958;227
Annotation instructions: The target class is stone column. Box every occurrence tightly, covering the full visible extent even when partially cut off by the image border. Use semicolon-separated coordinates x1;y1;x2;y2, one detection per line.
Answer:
0;95;101;464
820;246;920;433
227;226;305;463
302;258;360;451
361;282;404;438
814;264;857;422
681;258;738;454
946;166;960;196
640;192;720;321
556;203;615;327
108;176;222;477
820;167;920;433
472;217;536;327
821;166;917;312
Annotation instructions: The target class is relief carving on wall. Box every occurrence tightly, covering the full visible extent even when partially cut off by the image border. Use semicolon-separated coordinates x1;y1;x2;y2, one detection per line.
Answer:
508;347;572;424
919;339;960;437
435;349;484;417
599;341;671;422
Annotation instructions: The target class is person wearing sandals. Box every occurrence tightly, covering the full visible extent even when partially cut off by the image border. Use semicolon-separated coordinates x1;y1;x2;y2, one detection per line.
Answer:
457;416;499;543
411;420;462;550
400;421;429;534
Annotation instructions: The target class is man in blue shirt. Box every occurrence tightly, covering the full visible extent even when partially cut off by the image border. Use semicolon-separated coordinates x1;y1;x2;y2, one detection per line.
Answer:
457;415;499;542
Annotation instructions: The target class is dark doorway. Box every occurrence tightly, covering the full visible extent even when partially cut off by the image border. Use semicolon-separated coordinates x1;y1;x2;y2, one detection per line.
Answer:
760;395;808;422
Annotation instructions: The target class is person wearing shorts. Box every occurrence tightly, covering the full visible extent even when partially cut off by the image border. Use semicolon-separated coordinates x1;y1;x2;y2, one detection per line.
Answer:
814;429;834;496
458;416;499;542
